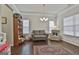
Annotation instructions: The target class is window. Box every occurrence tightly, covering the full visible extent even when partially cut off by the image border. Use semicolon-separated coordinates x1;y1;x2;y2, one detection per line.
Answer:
63;14;79;37
63;16;74;35
49;21;54;33
23;20;29;34
75;14;79;36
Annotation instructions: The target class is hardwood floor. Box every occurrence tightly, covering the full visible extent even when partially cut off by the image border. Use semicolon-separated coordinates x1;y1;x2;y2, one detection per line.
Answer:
11;41;33;55
49;40;79;54
11;40;79;55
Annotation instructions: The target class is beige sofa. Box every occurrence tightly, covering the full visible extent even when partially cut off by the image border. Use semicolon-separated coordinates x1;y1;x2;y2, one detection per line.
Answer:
32;30;48;41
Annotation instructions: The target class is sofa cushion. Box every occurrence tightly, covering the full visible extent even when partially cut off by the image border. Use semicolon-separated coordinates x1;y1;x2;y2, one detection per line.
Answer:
34;35;47;37
32;30;39;35
39;30;45;34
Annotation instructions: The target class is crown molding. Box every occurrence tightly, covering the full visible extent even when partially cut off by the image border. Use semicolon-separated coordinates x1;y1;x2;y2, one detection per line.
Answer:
5;4;13;11
58;5;78;15
7;4;21;14
21;11;56;17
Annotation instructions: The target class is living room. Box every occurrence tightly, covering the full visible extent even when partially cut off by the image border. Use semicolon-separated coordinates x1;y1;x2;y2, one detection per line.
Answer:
0;4;79;55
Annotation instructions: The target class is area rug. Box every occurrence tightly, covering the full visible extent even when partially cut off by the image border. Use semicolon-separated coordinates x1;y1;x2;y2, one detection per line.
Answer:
33;45;73;55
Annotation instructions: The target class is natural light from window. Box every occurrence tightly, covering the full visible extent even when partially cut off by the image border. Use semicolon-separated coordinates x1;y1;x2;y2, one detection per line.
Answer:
49;21;54;33
23;20;29;34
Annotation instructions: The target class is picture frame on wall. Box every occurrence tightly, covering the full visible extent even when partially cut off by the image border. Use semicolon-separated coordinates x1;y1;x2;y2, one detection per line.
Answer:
1;17;7;24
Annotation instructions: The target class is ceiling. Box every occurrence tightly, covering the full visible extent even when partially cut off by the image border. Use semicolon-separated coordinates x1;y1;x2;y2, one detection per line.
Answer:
15;4;71;17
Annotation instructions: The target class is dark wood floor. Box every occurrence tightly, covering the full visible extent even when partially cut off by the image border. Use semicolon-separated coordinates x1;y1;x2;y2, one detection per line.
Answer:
11;41;33;55
11;40;79;55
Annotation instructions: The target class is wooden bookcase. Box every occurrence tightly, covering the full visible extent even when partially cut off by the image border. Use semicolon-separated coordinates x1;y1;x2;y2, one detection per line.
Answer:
13;13;24;46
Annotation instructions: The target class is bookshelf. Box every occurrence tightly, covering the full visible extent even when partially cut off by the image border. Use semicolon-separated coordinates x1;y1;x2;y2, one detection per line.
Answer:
13;13;24;46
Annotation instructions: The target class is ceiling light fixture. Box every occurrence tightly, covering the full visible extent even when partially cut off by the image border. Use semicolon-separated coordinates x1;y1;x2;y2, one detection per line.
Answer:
40;4;48;21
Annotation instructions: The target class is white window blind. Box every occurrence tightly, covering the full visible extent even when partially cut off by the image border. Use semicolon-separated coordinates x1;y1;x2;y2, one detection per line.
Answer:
23;20;29;34
64;16;74;35
75;14;79;36
63;14;79;37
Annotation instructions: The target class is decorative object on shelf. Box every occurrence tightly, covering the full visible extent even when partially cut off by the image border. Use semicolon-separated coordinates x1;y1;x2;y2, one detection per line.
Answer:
1;17;7;24
13;13;22;19
40;4;48;21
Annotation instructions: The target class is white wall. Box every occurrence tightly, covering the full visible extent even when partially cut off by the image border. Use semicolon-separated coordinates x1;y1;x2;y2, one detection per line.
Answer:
57;5;79;46
1;5;13;46
0;17;1;33
0;5;2;33
22;15;57;34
